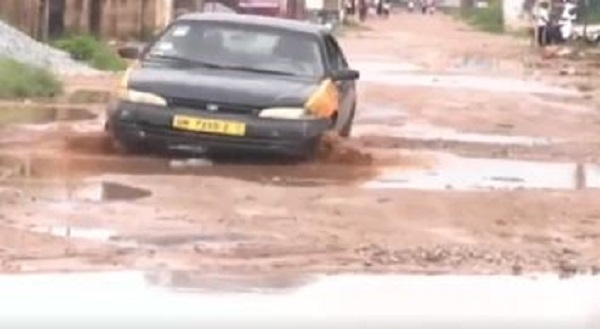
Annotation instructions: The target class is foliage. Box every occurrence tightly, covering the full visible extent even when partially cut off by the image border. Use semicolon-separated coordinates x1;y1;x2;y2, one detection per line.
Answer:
458;0;505;33
0;57;62;99
582;0;600;24
52;34;127;71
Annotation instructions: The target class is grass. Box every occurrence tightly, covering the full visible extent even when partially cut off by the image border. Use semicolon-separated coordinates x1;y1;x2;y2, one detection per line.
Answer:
52;34;127;72
0;57;63;99
455;0;505;33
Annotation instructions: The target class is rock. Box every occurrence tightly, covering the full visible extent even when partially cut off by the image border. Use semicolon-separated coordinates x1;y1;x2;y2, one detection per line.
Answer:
558;260;578;278
0;20;99;76
512;263;523;275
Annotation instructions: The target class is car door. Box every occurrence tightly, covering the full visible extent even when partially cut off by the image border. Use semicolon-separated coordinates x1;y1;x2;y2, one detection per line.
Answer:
324;34;356;131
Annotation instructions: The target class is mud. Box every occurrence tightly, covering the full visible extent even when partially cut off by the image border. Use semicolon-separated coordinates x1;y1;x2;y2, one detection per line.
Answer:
0;106;97;126
316;133;374;166
0;151;379;187
66;90;112;104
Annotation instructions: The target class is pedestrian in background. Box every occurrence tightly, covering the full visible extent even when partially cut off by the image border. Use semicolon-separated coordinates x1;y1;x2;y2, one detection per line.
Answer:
358;0;368;21
534;1;550;46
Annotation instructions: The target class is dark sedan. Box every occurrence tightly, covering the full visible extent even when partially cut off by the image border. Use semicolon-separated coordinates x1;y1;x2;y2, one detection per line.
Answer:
107;13;360;157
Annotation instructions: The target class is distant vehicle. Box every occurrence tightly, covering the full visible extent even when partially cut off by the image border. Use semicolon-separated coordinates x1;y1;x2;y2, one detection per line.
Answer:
237;0;306;19
107;13;360;157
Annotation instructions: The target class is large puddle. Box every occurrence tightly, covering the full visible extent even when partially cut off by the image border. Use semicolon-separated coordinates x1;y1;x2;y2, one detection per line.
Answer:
353;60;579;95
1;152;376;187
15;180;152;203
4;150;600;192
365;152;600;191
0;272;598;328
354;122;559;146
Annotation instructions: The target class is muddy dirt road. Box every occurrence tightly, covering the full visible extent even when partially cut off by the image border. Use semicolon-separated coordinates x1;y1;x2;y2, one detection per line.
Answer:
1;14;600;276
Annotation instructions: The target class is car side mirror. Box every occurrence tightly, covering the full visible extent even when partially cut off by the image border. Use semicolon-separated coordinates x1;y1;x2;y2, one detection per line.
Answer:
117;42;147;59
330;69;360;81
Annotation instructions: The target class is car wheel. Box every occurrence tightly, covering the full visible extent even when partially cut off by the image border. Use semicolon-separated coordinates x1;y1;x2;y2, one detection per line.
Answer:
339;104;356;138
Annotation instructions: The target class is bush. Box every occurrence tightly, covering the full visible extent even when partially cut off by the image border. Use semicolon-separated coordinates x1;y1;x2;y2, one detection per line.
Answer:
52;34;127;71
583;0;600;24
0;57;63;99
459;0;504;33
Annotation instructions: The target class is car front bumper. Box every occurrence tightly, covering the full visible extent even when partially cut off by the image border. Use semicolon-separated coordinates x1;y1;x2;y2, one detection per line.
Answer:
105;101;332;156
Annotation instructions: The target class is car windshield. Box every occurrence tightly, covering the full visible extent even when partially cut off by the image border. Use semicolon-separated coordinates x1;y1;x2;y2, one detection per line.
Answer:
145;21;325;78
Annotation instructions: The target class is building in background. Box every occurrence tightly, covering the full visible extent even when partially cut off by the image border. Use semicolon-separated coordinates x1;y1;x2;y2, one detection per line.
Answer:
0;0;172;41
0;0;308;41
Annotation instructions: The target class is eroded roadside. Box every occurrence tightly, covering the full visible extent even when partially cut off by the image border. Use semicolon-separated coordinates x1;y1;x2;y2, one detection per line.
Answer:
1;14;600;277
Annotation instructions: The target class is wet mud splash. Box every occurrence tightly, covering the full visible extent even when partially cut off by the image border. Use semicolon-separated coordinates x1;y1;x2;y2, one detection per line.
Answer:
0;150;379;188
13;130;380;187
316;133;374;166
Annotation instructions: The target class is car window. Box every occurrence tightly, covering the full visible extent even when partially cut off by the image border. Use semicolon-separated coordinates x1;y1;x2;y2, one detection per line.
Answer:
146;21;325;78
324;35;348;70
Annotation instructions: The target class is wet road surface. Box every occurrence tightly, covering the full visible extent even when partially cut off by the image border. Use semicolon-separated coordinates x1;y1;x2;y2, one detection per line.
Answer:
1;15;600;278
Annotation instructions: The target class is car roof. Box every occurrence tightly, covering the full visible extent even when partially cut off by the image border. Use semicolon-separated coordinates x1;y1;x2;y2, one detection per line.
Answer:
176;12;330;36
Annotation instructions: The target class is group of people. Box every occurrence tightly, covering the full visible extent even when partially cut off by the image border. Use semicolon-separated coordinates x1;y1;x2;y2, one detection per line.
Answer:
532;0;578;46
344;0;392;21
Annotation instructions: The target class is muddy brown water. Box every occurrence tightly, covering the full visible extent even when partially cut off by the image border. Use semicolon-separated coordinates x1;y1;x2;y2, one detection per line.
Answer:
0;152;378;188
0;106;97;125
19;131;378;187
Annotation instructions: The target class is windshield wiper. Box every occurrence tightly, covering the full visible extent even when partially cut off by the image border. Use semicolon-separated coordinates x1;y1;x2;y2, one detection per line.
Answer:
146;55;298;76
218;65;298;76
146;54;224;69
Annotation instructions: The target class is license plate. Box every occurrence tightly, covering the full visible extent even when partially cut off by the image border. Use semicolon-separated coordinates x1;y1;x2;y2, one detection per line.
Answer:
172;115;246;136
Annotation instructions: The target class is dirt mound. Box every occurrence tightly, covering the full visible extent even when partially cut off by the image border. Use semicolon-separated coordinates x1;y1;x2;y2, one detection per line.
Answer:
316;133;374;166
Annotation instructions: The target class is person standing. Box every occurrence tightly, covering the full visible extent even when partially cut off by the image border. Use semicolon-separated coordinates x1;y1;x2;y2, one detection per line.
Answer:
376;0;383;16
358;0;368;21
534;1;551;46
558;1;577;42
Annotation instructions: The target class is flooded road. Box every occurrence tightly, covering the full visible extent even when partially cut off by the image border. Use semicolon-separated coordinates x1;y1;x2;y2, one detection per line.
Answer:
1;15;600;279
0;272;599;328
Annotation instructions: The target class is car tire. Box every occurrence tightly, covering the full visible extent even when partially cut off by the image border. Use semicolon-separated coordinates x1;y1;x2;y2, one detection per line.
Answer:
339;104;356;138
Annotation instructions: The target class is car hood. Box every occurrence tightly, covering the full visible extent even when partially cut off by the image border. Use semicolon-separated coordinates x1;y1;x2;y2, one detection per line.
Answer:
128;66;320;108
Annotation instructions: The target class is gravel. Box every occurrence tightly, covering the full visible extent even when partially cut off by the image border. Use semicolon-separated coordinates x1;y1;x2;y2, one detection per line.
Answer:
0;20;100;76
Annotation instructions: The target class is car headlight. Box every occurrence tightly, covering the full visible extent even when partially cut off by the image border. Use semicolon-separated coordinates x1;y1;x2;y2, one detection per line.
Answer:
259;107;316;119
119;89;167;106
